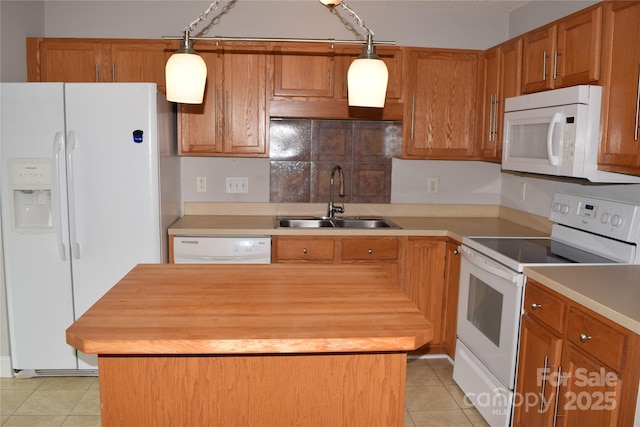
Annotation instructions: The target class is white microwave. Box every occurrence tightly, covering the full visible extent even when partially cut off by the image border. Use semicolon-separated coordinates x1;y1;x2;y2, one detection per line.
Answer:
502;85;640;183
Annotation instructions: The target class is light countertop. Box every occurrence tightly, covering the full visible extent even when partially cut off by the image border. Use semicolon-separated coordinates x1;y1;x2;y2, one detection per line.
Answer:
524;265;640;335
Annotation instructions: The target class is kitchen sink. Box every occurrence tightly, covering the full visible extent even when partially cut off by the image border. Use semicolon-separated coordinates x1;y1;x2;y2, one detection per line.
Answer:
275;216;401;229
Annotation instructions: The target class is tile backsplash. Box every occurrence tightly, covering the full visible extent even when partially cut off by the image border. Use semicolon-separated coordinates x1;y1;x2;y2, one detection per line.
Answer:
269;119;402;203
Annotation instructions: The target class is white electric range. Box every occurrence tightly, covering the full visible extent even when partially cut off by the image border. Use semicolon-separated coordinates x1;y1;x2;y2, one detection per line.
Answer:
453;192;640;427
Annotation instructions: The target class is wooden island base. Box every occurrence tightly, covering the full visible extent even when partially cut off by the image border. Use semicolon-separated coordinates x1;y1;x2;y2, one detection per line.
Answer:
99;352;407;426
67;264;432;427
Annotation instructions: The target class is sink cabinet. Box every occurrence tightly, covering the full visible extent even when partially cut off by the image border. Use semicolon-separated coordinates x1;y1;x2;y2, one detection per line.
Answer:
514;279;640;427
272;236;399;264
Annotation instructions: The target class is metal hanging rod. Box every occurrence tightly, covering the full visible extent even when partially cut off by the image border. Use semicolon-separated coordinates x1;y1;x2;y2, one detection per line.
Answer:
162;36;395;46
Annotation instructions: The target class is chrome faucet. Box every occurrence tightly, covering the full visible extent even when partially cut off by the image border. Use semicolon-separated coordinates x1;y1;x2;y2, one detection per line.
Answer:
327;165;345;218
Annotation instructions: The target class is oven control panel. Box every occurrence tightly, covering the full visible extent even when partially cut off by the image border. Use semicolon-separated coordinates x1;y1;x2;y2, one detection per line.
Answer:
549;193;640;243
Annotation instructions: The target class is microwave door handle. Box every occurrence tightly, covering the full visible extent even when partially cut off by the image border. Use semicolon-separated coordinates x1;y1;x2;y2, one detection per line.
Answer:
547;112;563;166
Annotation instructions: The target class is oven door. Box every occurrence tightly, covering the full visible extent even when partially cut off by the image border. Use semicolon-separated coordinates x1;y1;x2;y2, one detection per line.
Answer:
456;245;525;389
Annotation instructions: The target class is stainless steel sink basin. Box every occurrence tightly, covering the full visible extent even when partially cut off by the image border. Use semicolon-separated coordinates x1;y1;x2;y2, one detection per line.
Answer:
275;216;401;229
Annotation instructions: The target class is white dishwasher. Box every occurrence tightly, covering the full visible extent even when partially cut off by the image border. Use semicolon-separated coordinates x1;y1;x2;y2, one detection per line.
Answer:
173;236;272;264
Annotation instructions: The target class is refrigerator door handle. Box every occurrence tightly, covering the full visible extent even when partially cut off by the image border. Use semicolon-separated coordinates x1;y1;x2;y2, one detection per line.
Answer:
52;132;67;261
66;131;81;259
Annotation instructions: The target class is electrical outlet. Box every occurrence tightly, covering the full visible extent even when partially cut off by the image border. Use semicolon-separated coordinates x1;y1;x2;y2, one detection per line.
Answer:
196;176;207;193
427;177;439;194
226;177;249;194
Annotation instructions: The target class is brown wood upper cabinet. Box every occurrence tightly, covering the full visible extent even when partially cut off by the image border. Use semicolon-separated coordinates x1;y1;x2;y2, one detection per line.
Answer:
178;41;268;157
269;42;404;120
478;39;522;162
521;4;603;94
26;38;176;93
403;48;480;159
598;1;640;176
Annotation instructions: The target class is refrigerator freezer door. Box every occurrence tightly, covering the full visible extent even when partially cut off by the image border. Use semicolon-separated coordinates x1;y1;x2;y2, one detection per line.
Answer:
1;83;78;370
63;84;163;367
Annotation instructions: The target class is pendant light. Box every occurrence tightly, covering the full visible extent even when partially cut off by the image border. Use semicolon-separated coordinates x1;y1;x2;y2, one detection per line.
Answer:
320;0;389;108
165;0;222;104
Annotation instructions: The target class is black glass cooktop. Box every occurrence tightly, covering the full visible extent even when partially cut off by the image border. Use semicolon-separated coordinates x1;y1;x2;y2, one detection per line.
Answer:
468;237;618;265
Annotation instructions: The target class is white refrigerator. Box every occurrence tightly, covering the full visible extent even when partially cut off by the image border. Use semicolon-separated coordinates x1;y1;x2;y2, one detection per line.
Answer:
0;83;181;376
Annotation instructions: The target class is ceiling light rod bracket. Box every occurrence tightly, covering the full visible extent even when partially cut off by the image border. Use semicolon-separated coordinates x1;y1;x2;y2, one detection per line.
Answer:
163;35;395;46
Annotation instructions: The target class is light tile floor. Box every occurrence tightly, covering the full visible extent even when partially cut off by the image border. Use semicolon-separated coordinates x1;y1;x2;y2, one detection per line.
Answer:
0;356;489;427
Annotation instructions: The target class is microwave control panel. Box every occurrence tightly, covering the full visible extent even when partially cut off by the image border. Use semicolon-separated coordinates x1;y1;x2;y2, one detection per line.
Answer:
550;193;640;242
561;116;576;165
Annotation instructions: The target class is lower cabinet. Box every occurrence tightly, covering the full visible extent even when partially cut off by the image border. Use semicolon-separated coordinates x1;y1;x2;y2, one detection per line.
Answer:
273;235;452;353
514;279;640;426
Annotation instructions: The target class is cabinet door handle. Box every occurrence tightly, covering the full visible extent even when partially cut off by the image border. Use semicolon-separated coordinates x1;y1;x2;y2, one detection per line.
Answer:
635;64;640;141
302;248;308;254
531;303;542;310
538;355;549;413
410;94;416;140
488;94;495;142
112;63;115;82
542;50;548;81
225;90;229;137
368;249;373;254
95;64;99;82
553;49;559;80
579;333;592;343
552;366;563;427
216;90;222;137
493;94;499;141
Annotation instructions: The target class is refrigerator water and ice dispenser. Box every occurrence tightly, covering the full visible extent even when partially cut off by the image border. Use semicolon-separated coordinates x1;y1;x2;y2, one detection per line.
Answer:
8;158;55;232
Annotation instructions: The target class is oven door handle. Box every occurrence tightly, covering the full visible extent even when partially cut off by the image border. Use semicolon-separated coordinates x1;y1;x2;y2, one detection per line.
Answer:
461;247;521;283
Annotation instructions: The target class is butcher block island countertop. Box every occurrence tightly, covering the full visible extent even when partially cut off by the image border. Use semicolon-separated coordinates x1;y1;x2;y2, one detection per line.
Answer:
66;263;432;427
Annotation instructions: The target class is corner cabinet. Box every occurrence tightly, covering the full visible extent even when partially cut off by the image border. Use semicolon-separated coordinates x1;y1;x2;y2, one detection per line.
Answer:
399;237;447;353
598;1;640;176
478;39;522;162
178;41;268;157
521;4;602;94
402;48;480;159
514;279;640;427
26;38;176;93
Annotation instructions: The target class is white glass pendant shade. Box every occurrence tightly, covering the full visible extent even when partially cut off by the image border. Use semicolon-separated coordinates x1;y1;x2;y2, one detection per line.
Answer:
347;57;389;108
165;52;207;104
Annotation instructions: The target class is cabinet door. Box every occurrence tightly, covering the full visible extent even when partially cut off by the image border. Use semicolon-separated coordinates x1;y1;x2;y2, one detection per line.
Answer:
598;1;640;175
403;49;478;159
178;42;224;155
555;5;602;88
35;39;104;83
272;44;335;98
556;344;622;427
522;25;556;93
336;45;404;101
513;315;563;427
341;237;399;261
399;237;446;349
478;46;501;160
222;43;268;156
109;40;176;93
441;241;461;359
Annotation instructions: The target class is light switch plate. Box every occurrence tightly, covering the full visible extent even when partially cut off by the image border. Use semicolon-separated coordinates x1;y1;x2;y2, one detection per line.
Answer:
226;177;249;193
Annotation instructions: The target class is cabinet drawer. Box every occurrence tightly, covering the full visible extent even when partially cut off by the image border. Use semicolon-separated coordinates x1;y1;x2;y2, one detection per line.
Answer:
524;281;566;333
275;239;335;261
342;238;399;261
567;307;626;372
